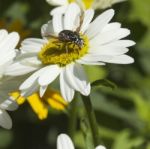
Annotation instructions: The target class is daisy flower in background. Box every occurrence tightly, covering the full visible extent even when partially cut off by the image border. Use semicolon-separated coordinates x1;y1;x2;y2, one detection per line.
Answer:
46;0;126;10
0;29;19;129
46;0;94;9
0;98;18;129
11;88;68;120
57;133;106;149
0;29;19;78
92;0;126;9
6;3;135;102
0;19;31;44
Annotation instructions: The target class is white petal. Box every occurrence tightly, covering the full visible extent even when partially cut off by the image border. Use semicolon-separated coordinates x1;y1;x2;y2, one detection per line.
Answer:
65;64;91;96
0;109;12;129
21;38;46;53
100;55;134;64
50;5;68;16
0;29;8;42
60;70;75;102
38;65;61;86
41;21;55;38
81;54;134;64
90;28;130;46
95;145;106;149
101;22;121;33
46;0;68;6
21;81;39;97
86;9;114;39
0;50;16;66
5;61;38;76
0;32;19;53
77;59;105;65
89;45;129;55
105;40;136;47
79;54;105;62
80;9;94;33
21;45;42;53
64;3;81;30
16;52;38;60
20;67;46;90
57;134;75;149
52;14;63;34
0;99;18;111
40;85;48;97
21;38;46;46
20;57;42;68
0;75;25;93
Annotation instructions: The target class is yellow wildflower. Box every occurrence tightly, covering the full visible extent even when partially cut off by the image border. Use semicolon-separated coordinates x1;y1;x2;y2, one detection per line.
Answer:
10;88;68;120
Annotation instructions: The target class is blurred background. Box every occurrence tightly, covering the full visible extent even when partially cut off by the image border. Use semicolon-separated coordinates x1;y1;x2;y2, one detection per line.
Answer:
0;0;150;149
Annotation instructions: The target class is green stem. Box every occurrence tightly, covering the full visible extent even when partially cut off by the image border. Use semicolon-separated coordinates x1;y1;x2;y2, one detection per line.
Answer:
68;98;77;139
81;95;101;146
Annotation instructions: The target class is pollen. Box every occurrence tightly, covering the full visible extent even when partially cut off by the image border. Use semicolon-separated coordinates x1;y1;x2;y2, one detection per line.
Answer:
38;35;89;67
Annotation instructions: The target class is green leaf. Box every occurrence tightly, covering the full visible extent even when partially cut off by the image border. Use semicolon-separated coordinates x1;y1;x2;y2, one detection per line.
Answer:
91;91;141;129
112;130;144;149
129;0;150;27
98;126;118;140
91;79;117;89
139;29;150;49
129;92;150;130
84;65;107;82
146;144;150;149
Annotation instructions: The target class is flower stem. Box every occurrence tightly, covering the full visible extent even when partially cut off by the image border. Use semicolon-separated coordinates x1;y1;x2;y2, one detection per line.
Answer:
68;98;77;139
81;95;101;146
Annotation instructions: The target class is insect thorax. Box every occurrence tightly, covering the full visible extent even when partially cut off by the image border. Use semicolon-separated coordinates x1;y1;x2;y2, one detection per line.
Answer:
58;30;84;47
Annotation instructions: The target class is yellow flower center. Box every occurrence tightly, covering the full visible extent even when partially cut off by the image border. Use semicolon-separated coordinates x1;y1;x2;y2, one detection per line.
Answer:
68;0;94;9
82;0;94;9
68;0;75;2
38;34;89;67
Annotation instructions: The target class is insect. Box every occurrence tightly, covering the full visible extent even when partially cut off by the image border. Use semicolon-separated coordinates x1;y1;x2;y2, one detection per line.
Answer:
43;13;84;49
58;30;84;48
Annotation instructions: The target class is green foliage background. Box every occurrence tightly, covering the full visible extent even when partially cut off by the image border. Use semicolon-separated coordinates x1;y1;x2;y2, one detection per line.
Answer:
0;0;150;149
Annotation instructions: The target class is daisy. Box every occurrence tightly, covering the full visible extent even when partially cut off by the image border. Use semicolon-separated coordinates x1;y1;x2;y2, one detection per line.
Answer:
57;133;106;149
0;29;19;129
46;0;94;9
6;3;135;102
46;0;126;10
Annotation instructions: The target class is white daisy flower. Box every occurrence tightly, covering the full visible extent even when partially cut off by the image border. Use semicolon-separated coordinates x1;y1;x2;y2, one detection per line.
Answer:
57;133;106;149
0;29;19;129
6;3;135;102
46;0;126;10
